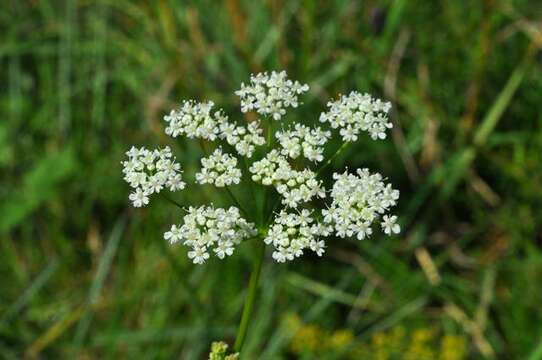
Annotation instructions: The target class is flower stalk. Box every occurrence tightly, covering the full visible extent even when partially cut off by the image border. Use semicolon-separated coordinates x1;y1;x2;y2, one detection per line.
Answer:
233;240;266;353
317;141;349;175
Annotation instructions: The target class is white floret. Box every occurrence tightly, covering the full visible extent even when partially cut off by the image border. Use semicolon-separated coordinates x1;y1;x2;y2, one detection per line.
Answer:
166;205;257;264
249;150;326;208
323;169;400;239
196;148;242;187
264;209;331;262
276;124;331;162
235;71;309;121
122;146;185;207
319;91;392;142
163;100;222;140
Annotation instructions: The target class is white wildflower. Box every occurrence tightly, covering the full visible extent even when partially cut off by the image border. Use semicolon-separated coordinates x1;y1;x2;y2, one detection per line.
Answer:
163;99;265;158
235;71;309;121
323;168;400;239
218;119;265;158
122;146;185;207
310;240;326;256
276;124;331;162
249;150;326;208
196;148;242;187
214;240;235;259
126;70;400;265
163;100;224;140
167;205;257;264
381;215;401;235
319;91;392;141
188;245;210;264
164;224;182;244
264;209;331;262
129;188;149;208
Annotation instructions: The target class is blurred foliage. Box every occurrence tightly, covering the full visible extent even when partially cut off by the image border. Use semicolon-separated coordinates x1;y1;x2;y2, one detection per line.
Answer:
283;313;467;360
1;0;542;358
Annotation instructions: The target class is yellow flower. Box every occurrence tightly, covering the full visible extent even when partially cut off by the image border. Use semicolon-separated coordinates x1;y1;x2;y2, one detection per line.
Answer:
405;328;435;360
289;324;323;354
328;329;355;350
439;335;467;360
371;332;392;360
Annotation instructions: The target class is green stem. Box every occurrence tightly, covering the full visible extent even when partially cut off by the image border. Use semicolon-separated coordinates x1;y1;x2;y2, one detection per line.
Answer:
233;240;266;353
265;197;281;225
317;142;350;175
198;139;252;218
260;120;274;225
225;185;250;218
266;119;274;146
161;193;186;211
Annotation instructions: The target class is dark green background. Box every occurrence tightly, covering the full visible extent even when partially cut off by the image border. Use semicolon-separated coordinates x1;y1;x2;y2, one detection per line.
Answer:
1;0;542;358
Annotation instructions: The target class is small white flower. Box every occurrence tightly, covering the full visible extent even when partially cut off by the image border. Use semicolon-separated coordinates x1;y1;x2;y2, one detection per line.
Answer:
310;240;326;256
272;248;288;263
214;240;235;259
320;91;392;142
196;148;242;187
354;221;373;240
188;246;210;264
264;210;330;262
129;188;149;207
276;124;330;162
164;224;182;244
250;150;326;208
381;215;400;235
167;205;257;264
235;71;309;121
122;146;185;207
324;169;400;239
218;119;265;158
147;175;164;194
164;100;221;140
167;174;186;191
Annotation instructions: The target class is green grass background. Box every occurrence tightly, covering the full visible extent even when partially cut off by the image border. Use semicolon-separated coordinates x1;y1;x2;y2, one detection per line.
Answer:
1;0;542;358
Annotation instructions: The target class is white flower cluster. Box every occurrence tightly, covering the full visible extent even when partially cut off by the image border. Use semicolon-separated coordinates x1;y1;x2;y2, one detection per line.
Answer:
249;150;326;208
122;146;185;207
164;100;265;158
164;100;222;140
264;210;330;262
276;124;331;162
164;205;257;264
235;71;309;120
218;120;265;158
319;91;392;141
323;169;400;241
125;70;400;265
196;148;242;187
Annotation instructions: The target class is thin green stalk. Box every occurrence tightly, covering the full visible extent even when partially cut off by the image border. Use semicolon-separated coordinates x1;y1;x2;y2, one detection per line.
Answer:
161;193;186;211
260;119;274;225
473;47;532;146
198;139;250;217
266;119;274;146
242;156;258;203
233;240;266;353
317;142;350;175
225;185;250;218
265;197;281;225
